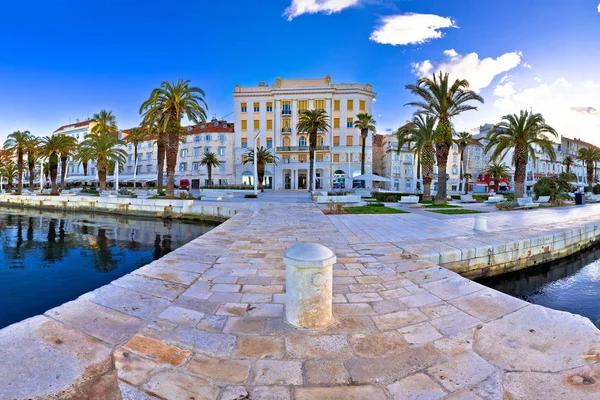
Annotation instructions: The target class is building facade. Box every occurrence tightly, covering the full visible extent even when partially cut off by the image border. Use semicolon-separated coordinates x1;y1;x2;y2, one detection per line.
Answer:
232;76;376;190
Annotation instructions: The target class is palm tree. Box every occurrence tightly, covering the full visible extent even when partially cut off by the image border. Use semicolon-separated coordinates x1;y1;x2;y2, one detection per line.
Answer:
139;79;208;197
74;142;92;178
485;110;557;198
397;115;436;201
486;162;509;193
40;135;70;194
91;110;118;137
25;136;40;190
354;113;376;176
79;133;127;192
242;146;278;191
405;72;484;203
576;148;600;192
3;130;30;193
58;136;78;190
463;173;473;195
562;156;574;173
454;131;472;192
0;158;17;188
125;126;147;173
296;109;330;191
200;151;220;186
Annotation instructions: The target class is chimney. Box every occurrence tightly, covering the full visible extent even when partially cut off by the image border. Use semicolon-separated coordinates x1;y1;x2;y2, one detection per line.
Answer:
258;82;266;87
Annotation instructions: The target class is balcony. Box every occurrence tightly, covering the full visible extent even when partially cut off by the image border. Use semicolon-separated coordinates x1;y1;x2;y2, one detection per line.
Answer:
276;146;330;152
281;128;292;134
281;109;291;116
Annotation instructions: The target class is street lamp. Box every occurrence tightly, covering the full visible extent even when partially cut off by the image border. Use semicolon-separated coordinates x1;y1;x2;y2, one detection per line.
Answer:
253;131;261;195
115;159;120;193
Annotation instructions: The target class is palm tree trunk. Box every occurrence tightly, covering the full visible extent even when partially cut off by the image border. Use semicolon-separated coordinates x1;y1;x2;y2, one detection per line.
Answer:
514;144;528;198
50;154;59;195
308;131;316;192
416;152;421;192
361;130;367;176
459;147;465;192
208;165;212;186
17;152;23;194
587;164;594;192
28;160;34;189
157;138;166;192
258;164;265;191
60;156;67;190
99;170;107;192
464;177;469;195
82;162;88;177
435;145;449;204
165;127;179;197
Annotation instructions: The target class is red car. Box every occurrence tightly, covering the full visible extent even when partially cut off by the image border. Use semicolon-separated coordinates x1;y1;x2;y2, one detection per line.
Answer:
179;179;190;190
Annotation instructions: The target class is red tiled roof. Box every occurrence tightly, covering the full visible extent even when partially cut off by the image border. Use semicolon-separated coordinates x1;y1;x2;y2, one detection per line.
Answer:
53;120;93;133
122;121;234;142
564;137;600;151
470;138;484;146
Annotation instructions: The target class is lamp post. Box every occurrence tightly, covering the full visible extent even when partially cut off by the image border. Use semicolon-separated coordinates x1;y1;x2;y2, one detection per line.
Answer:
313;150;317;191
115;159;119;192
253;131;261;195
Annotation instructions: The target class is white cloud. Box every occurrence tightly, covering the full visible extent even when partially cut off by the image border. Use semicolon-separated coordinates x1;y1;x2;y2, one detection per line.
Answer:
493;82;516;98
499;74;511;84
522;62;532;69
585;80;600;88
284;0;359;20
412;49;522;91
370;13;457;46
534;76;542;83
554;77;572;87
598;2;600;12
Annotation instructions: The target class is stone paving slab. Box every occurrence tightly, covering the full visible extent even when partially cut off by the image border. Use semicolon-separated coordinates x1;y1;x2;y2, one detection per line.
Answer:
1;199;600;399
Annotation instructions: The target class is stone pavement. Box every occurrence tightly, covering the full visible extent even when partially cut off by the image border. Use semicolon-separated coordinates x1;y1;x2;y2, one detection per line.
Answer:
1;199;600;399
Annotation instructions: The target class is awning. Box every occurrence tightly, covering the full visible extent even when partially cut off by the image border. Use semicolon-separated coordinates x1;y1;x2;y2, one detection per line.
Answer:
351;173;392;182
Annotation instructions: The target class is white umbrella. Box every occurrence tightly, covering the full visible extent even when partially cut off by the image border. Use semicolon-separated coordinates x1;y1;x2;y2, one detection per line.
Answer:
352;173;392;183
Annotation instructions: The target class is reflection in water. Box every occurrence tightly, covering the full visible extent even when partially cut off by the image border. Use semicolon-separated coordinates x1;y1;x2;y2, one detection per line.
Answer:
479;245;600;328
0;206;219;329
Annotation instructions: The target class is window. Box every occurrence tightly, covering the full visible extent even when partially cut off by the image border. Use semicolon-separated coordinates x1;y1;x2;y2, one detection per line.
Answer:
182;136;187;143
219;162;226;173
180;148;188;158
282;102;291;115
266;139;273;148
241;120;247;130
241;138;248;148
179;162;187;172
218;146;226;156
204;146;211;153
136;165;142;174
223;124;228;128
147;165;152;173
318;136;324;147
193;135;200;142
146;153;152;162
333;136;340;146
298;100;308;112
193;147;201;157
253;102;260;112
127;166;132;173
333;154;340;162
266;102;273;112
347;100;354;110
219;179;228;185
128;155;132;163
346;136;353;146
214;121;218;127
266;119;273;130
218;134;226;141
241;102;247;112
299;136;307;147
200;124;205;129
334;118;340;128
314;99;325;110
359;100;366;111
137;154;142;163
148;142;152;148
205;135;212;141
128;144;132;151
334;100;340;111
253;120;260;130
192;162;200;171
453;155;457;163
347;118;353;128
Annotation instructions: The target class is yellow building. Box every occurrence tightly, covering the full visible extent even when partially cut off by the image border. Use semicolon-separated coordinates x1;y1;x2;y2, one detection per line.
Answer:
233;76;375;190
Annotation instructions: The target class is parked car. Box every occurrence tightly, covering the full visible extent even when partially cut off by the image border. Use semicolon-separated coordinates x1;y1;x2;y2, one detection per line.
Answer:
179;179;190;190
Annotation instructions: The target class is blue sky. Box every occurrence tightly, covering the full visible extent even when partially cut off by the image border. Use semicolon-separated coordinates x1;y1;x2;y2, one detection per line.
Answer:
1;0;599;143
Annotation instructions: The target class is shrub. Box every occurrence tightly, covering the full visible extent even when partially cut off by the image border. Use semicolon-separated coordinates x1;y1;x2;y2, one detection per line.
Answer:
366;202;385;207
244;194;258;199
178;191;188;199
472;194;490;203
450;194;461;200
593;184;600;195
373;192;422;202
550;199;567;206
200;185;252;190
327;200;344;214
533;177;556;199
495;201;513;211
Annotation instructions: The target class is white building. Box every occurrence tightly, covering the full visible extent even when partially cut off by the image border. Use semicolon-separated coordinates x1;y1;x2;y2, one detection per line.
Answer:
232;76;376;190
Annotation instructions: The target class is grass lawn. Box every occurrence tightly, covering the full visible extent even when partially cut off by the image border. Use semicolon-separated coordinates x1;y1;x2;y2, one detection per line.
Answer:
427;209;487;215
346;206;409;214
419;201;462;209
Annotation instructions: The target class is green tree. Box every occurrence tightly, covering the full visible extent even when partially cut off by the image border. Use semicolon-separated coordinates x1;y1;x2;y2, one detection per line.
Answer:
576;147;600;192
486;162;509;193
25;136;40;190
533;176;556;199
125;126;147;173
353;113;376;175
0;158;17;187
463;173;473;195
405;72;484;203
454;131;472;192
485;110;557;198
200;151;220;186
562;156;574;173
242;146;278;191
296;109;330;191
3;130;31;193
91;110;118;137
40;135;76;194
139;80;208;197
58;136;78;190
79;133;127;192
397;115;437;201
74;142;92;178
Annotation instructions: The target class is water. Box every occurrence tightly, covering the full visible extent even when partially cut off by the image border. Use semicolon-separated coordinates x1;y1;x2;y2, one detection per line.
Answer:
479;245;600;328
0;206;219;329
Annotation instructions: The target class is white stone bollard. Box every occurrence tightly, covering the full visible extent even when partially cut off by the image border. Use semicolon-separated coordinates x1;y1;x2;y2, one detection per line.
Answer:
474;216;488;232
284;243;336;329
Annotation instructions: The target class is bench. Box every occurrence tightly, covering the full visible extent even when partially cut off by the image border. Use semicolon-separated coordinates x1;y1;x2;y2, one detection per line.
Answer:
515;197;539;209
534;196;550;203
135;190;149;199
460;194;477;203
398;195;420;205
203;191;224;201
317;195;361;204
484;195;505;204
